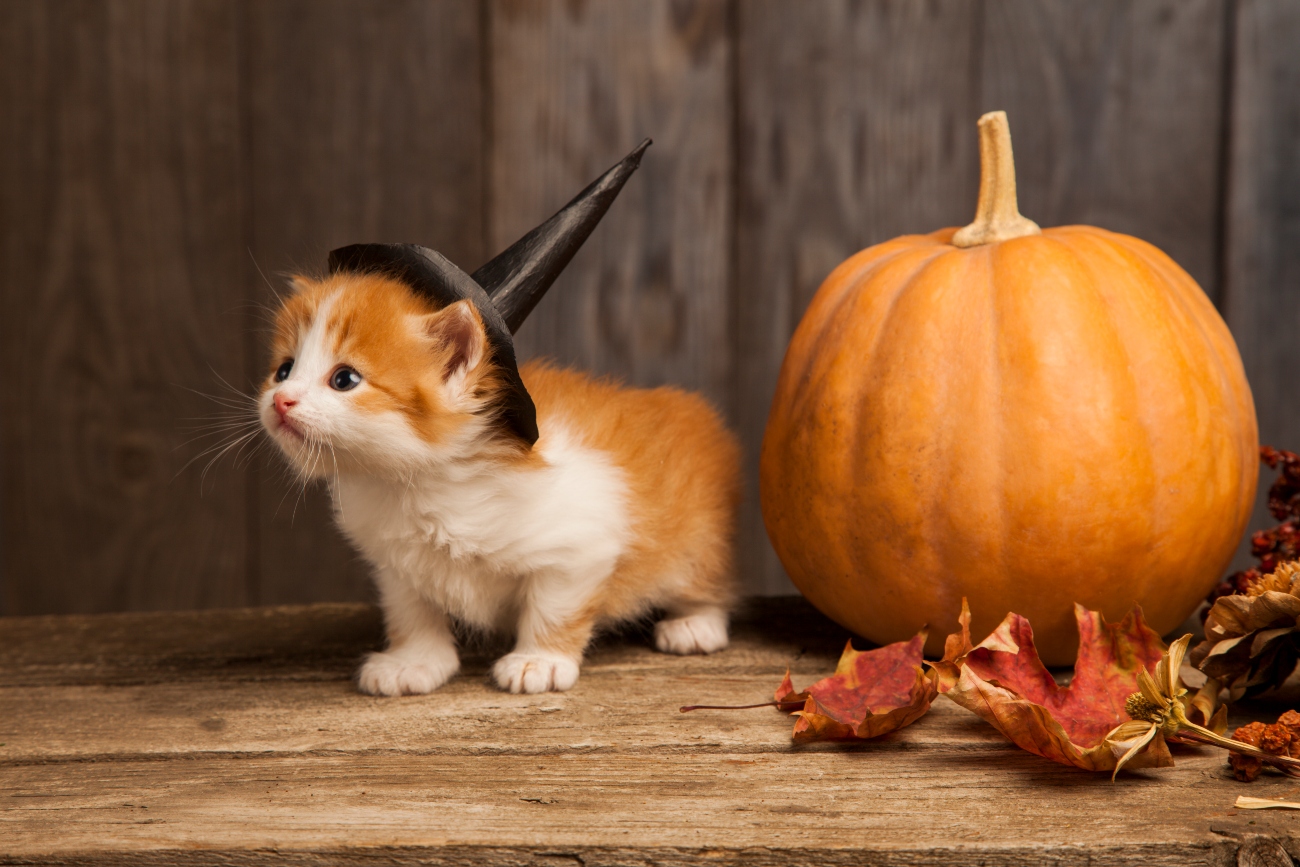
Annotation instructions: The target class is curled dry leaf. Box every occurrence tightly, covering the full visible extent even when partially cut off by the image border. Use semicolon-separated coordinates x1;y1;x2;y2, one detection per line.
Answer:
1180;669;1228;733
1236;796;1300;810
927;598;974;694
942;604;1174;774
1192;559;1300;699
774;632;936;741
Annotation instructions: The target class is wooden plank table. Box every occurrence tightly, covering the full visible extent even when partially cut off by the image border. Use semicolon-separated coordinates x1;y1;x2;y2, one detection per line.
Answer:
2;599;1297;865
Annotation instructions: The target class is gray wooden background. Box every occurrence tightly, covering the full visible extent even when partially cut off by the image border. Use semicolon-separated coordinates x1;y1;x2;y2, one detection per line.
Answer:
1;0;1296;616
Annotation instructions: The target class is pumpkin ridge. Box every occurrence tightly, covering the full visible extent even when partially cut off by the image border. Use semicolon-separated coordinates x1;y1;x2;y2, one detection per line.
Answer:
1103;231;1230;375
780;244;942;449
936;245;1004;627
1103;231;1243;390
847;244;970;514
1049;229;1253;631
985;234;1163;651
760;243;948;608
1102;232;1258;553
766;243;954;627
1037;233;1162;622
850;246;992;632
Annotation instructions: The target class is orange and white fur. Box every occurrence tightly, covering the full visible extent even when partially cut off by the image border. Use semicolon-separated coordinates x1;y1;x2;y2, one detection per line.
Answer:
259;272;740;695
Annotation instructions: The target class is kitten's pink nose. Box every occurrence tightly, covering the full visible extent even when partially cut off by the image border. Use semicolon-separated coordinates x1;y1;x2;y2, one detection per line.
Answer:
274;393;298;419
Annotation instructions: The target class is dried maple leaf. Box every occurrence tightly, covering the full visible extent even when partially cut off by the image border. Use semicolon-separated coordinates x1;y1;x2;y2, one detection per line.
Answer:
773;632;936;740
927;598;974;694
943;603;1175;773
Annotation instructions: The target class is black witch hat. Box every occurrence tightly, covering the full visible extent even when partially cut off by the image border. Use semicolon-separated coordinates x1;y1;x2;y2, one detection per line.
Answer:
328;139;650;447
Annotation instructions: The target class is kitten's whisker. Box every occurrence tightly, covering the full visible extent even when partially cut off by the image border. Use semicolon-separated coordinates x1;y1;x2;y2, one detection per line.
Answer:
177;413;260;425
329;442;344;519
178;382;260;409
289;435;325;522
176;429;256;471
177;417;262;435
248;248;285;307
274;472;299;520
176;427;261;482
200;430;261;487
173;419;262;453
180;398;258;417
229;430;268;472
207;367;261;404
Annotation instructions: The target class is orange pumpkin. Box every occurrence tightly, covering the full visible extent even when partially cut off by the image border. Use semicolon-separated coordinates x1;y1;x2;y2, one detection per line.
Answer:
760;111;1258;665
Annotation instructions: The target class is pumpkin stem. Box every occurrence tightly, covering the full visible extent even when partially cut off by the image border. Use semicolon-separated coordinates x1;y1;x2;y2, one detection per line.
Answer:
952;111;1041;248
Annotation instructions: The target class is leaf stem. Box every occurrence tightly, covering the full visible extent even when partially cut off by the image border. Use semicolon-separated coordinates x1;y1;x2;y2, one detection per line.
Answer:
679;700;806;714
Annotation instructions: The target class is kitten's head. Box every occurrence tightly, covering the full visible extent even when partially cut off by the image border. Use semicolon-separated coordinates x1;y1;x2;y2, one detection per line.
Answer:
259;272;512;478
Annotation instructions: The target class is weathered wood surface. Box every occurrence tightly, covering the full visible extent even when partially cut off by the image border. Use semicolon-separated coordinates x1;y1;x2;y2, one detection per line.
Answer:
0;0;251;613
245;0;484;605
981;0;1229;300
1;0;1293;612
1224;0;1300;567
490;0;733;407
1;600;1297;865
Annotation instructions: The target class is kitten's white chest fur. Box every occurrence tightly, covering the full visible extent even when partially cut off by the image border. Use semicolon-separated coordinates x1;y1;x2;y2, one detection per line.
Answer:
332;426;632;632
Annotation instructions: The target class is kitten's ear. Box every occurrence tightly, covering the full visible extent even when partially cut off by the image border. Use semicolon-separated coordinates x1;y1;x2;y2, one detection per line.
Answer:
424;300;486;382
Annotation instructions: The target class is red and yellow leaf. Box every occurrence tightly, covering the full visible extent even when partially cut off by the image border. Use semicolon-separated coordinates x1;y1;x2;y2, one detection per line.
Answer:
775;632;935;740
944;604;1175;772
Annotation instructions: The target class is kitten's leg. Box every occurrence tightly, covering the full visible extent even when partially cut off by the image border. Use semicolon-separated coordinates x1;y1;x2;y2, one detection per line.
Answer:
357;569;460;696
492;569;603;694
654;604;729;655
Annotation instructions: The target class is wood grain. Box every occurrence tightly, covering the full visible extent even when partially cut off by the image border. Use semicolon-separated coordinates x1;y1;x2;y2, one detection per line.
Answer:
244;0;484;605
489;0;732;407
1;601;1295;864
734;0;982;594
0;752;1277;865
1223;0;1300;566
981;0;1229;298
0;0;249;614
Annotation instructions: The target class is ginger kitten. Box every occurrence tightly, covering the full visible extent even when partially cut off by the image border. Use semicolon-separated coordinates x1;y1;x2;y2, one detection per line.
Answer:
259;270;741;694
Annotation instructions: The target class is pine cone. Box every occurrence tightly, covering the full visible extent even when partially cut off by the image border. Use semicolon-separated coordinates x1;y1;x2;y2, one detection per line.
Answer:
1190;559;1300;699
1196;449;1300;698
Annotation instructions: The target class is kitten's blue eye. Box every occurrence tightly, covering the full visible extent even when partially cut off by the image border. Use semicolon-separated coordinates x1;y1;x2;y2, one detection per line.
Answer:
274;360;293;382
330;367;362;391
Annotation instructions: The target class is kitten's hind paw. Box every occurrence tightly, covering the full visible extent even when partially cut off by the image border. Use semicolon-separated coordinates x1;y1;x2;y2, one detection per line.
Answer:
357;649;459;696
493;650;580;694
655;608;729;655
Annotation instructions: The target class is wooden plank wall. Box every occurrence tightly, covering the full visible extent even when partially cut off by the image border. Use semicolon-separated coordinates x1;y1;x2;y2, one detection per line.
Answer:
1;0;1295;614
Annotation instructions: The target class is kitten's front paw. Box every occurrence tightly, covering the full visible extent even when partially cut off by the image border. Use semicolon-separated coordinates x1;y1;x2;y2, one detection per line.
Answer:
357;649;459;696
655;609;729;655
493;651;580;694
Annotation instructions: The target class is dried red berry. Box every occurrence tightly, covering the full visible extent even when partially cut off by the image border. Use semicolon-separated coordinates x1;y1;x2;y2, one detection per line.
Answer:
1231;722;1268;782
1260;724;1293;754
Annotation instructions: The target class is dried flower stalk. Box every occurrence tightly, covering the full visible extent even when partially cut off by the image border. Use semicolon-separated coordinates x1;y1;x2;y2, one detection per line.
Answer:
1106;635;1300;779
